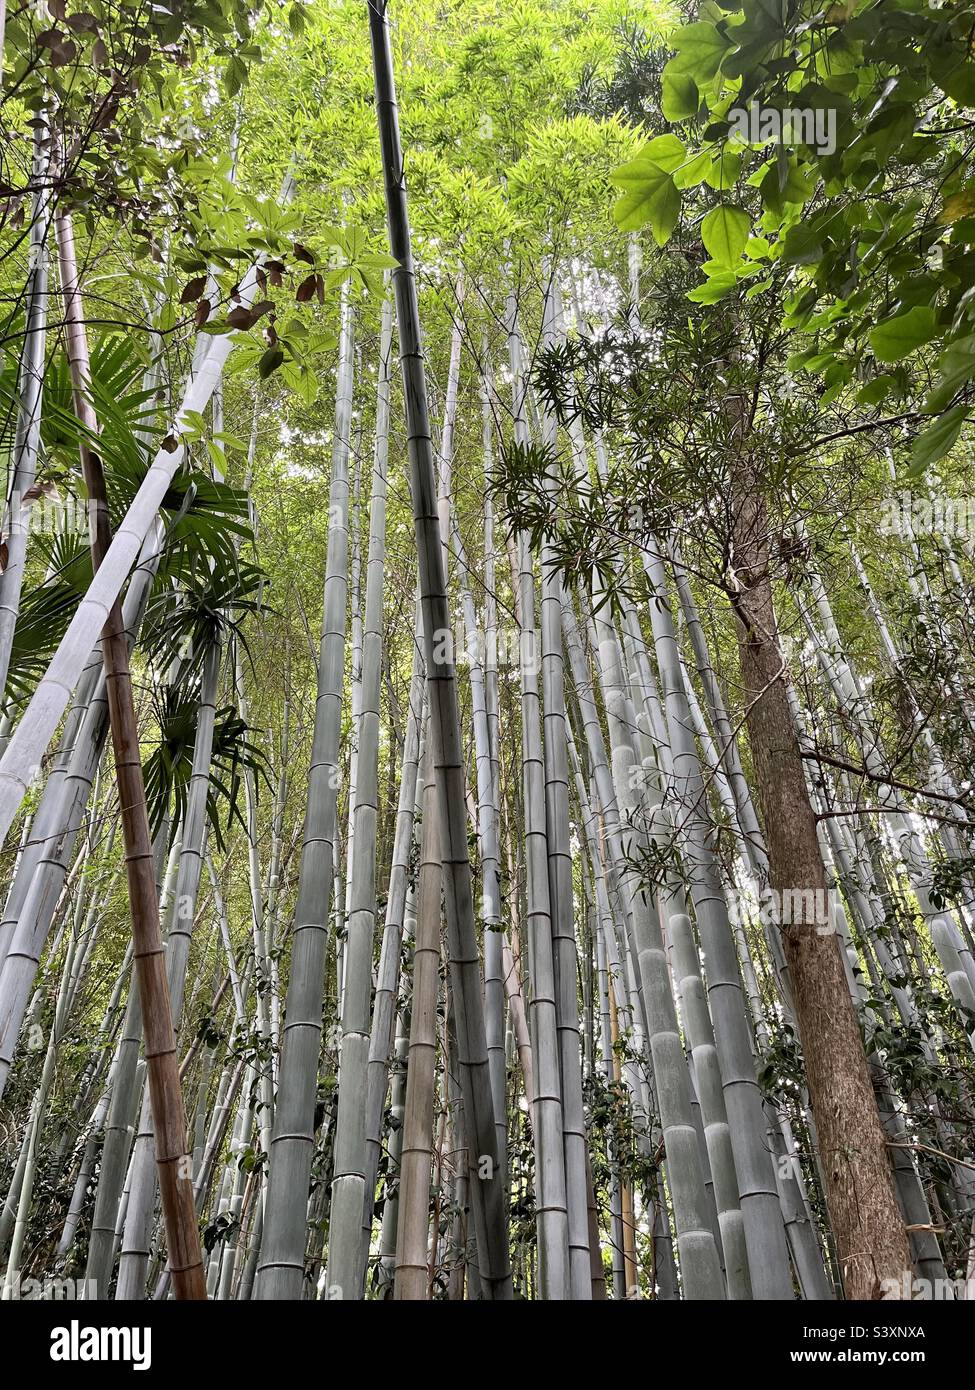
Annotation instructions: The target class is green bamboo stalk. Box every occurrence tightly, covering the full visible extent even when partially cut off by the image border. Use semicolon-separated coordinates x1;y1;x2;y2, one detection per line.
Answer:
255;283;355;1300
328;297;393;1298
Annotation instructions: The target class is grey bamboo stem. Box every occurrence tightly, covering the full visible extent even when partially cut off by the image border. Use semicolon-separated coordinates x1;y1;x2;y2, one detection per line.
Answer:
368;0;510;1297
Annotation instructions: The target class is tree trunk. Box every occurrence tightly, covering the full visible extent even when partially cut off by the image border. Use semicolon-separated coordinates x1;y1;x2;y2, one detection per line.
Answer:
728;442;911;1300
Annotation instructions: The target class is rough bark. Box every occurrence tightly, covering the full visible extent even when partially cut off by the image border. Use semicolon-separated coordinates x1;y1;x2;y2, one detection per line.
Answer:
728;440;911;1300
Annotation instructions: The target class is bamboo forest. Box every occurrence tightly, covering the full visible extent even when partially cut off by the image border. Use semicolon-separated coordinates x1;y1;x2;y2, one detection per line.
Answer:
3;0;975;1319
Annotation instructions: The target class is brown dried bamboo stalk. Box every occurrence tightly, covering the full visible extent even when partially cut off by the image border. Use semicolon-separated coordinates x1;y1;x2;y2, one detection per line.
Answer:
55;210;206;1300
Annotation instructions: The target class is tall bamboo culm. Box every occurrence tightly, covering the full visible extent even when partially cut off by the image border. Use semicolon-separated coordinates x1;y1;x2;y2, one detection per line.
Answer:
368;0;511;1299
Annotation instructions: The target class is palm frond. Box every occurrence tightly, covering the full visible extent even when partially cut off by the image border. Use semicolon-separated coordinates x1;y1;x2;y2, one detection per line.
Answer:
143;683;272;852
143;556;267;681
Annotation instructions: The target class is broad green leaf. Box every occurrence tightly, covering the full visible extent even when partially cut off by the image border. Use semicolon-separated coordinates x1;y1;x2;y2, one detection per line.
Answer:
662;68;699;121
701;205;750;266
611;136;685;184
940;187;975;226
780;224;823;265
856;376;895;405
223;53;248;97
258;346;285;379
925;335;975;412
704;147;742;191
296;368;319;406
668;23;733;84
674;150;711;189
869;306;938;363
908;405;969;473
687;272;737;303
936;56;975;106
613;168;680;244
